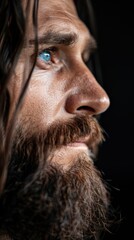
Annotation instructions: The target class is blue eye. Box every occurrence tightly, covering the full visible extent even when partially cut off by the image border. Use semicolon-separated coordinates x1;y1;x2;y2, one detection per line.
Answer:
39;50;51;63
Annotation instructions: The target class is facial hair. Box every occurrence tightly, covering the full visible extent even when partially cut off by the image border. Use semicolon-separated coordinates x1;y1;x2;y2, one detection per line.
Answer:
0;116;111;240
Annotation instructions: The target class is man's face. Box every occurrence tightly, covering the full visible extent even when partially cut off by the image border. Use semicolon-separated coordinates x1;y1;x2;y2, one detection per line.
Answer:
8;0;109;168
0;0;111;239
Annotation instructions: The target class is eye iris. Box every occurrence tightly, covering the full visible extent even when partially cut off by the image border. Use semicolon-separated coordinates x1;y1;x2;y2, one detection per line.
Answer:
39;51;51;62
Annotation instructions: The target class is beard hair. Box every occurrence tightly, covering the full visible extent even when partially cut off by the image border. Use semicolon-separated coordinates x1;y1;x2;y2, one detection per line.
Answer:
0;116;111;240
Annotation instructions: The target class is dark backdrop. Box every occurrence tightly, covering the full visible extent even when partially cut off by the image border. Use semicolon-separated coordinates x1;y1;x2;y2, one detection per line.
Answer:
91;1;134;239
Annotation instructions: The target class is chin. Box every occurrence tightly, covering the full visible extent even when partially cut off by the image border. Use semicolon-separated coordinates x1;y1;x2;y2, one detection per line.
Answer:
47;144;94;171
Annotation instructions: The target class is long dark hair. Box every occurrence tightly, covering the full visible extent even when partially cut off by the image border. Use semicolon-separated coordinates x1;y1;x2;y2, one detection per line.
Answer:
0;0;39;193
0;0;102;193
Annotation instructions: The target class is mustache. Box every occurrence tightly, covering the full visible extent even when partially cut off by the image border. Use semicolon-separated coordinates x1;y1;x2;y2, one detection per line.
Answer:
13;115;105;158
35;115;104;147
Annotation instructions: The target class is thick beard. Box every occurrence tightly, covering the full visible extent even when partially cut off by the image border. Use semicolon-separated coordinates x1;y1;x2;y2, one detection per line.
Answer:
0;116;111;240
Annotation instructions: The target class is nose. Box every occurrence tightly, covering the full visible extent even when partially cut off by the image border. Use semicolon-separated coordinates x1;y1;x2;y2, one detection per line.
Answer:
65;65;110;116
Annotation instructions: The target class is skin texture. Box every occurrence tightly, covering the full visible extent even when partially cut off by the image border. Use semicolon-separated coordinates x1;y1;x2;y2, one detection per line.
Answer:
0;0;112;239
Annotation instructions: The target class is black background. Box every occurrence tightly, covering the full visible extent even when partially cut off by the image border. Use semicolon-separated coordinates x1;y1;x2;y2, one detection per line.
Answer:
91;1;134;239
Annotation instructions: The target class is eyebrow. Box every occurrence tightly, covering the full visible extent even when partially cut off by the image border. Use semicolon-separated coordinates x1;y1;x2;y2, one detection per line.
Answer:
29;31;78;46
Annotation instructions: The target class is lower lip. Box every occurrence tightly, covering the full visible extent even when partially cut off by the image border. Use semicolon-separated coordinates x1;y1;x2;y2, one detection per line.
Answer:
67;142;88;149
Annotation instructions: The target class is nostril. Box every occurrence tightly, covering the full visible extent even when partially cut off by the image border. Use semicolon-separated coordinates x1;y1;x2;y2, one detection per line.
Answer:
65;94;95;114
65;93;109;115
77;106;95;113
65;94;98;115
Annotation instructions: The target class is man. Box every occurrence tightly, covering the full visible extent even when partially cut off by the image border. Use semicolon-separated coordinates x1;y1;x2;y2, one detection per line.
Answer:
0;0;111;239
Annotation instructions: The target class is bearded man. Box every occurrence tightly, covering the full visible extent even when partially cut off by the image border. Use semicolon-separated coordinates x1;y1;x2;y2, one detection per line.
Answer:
0;0;112;239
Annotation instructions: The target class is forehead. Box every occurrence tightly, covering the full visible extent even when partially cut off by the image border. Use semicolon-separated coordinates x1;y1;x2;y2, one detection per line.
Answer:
37;0;91;39
38;0;78;17
22;0;77;17
21;0;94;49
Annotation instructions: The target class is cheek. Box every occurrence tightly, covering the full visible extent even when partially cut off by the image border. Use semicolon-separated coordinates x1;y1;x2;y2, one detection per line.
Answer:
18;87;53;134
16;71;65;135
